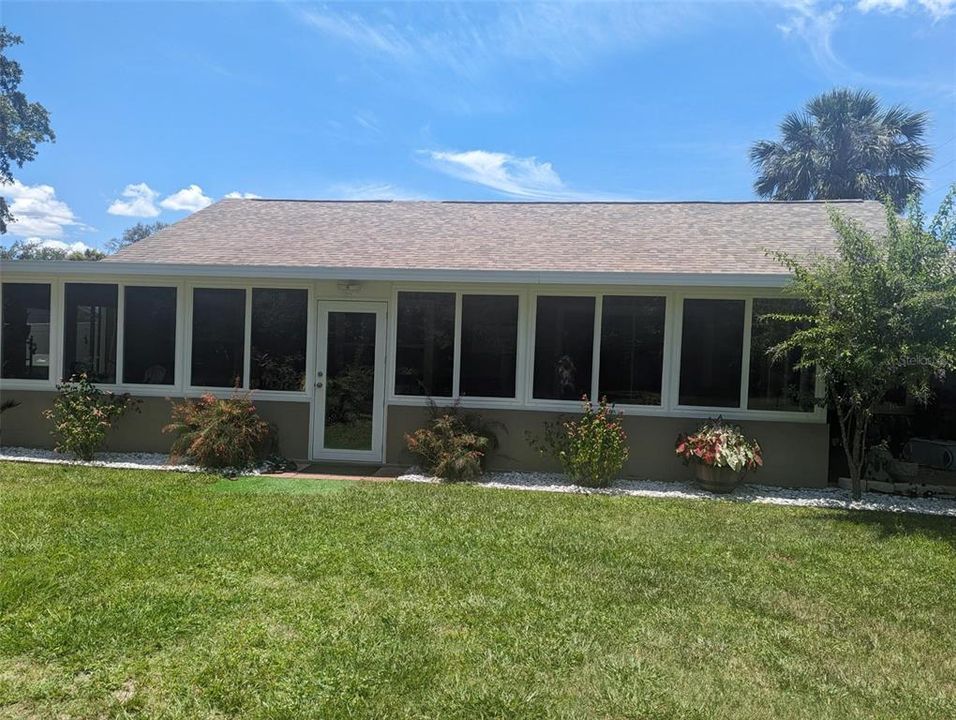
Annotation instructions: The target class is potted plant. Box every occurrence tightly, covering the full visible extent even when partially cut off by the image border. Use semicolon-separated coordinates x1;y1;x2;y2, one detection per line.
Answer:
675;418;762;493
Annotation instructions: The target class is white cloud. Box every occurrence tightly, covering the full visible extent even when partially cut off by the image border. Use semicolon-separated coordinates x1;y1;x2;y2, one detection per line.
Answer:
224;191;262;199
27;237;93;254
328;182;427;201
107;182;161;218
160;184;213;212
296;3;703;77
3;180;81;238
856;0;955;18
424;149;615;200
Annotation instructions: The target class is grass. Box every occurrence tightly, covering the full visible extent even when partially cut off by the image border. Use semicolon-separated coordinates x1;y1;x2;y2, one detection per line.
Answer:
0;462;954;719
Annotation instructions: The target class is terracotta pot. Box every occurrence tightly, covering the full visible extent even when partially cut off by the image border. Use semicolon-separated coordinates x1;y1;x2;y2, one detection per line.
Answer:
694;464;742;494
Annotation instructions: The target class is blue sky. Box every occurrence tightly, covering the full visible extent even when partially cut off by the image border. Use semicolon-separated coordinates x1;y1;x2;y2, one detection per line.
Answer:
2;0;954;253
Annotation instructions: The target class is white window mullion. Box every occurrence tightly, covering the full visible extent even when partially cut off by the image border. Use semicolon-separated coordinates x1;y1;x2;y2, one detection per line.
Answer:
739;297;754;410
590;295;602;404
243;288;252;390
452;292;463;398
115;283;125;387
670;295;685;409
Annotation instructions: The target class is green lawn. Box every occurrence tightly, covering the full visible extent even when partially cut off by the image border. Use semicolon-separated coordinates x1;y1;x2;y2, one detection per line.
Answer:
1;463;954;719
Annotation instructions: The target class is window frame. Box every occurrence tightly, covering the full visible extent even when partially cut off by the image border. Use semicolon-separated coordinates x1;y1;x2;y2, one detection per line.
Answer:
388;285;528;407
0;280;58;387
670;291;825;422
183;279;315;401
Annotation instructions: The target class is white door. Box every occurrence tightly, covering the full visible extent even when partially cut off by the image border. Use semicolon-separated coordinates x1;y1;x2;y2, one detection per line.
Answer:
311;301;387;462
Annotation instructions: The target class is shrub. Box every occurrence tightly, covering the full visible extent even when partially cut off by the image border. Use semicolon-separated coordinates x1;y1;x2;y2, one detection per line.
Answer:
43;374;139;461
164;392;274;471
529;396;629;488
675;417;762;473
405;401;500;482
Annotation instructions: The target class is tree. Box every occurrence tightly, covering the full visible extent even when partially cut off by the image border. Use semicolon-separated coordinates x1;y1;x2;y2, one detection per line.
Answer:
751;89;931;210
107;221;168;252
0;27;55;234
769;188;956;499
0;239;104;261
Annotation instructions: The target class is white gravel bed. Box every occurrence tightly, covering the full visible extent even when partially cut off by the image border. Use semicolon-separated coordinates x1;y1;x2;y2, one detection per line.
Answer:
0;446;200;473
399;470;956;517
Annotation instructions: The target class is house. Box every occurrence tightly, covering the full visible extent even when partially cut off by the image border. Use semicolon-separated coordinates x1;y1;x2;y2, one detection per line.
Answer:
0;198;888;486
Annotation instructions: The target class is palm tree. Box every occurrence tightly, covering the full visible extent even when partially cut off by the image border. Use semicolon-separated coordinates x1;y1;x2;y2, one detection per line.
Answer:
750;89;931;209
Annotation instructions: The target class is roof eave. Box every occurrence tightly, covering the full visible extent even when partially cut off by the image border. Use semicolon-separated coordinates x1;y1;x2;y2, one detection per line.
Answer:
0;260;792;287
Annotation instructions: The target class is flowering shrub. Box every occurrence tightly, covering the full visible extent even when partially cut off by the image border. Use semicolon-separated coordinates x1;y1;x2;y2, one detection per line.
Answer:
405;401;499;482
164;392;274;471
530;396;629;488
44;374;139;461
675;418;762;473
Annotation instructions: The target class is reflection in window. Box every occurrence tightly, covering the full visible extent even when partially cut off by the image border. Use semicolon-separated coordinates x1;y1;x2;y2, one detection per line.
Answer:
250;288;307;391
678;299;745;408
1;283;51;380
533;296;595;400
598;296;666;405
63;283;118;383
460;295;519;398
748;298;815;411
395;292;455;396
324;311;377;450
123;286;177;385
191;288;245;388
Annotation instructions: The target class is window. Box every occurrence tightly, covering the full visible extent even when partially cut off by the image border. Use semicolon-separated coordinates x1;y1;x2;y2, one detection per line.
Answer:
395;292;454;396
191;288;245;388
599;296;666;405
459;295;519;398
63;283;118;383
678;299;745;407
748;298;815;411
1;283;51;380
533;296;595;400
123;286;177;385
250;288;308;392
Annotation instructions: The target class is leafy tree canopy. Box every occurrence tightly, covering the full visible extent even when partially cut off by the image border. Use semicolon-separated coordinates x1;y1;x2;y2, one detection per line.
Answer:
0;239;104;261
769;187;956;498
0;27;55;233
751;88;931;210
108;221;168;252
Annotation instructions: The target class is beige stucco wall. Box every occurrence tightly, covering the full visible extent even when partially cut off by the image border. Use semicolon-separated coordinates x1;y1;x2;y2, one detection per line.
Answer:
385;405;830;488
2;388;828;486
0;390;311;460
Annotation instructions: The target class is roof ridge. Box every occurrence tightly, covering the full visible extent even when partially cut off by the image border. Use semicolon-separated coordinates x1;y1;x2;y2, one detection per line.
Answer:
225;198;874;206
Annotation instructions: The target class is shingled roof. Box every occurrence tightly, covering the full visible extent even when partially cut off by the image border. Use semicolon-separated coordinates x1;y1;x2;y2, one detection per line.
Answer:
105;199;887;276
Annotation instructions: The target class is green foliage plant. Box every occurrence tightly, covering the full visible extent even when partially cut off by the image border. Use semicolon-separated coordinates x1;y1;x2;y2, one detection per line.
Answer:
43;373;139;460
529;396;629;488
164;392;274;471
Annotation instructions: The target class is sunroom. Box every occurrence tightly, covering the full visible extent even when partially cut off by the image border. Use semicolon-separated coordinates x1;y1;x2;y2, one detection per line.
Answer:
0;198;888;485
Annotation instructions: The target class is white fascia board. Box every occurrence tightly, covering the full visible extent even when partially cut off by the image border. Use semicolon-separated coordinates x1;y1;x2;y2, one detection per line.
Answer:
0;260;793;288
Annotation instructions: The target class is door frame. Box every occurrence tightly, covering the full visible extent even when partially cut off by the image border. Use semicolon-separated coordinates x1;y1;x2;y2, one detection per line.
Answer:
311;300;387;463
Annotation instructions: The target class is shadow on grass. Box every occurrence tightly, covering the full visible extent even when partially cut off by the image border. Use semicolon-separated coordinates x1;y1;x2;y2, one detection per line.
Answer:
208;476;358;495
812;507;956;548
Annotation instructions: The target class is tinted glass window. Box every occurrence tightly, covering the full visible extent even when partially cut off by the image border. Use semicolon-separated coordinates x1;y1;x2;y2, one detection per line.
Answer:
678;299;745;407
250;288;308;392
324;311;377;450
191;288;245;388
748;298;816;411
459;295;519;398
1;283;51;380
395;292;455;396
63;283;118;383
598;296;666;405
123;286;177;385
533;296;595;400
